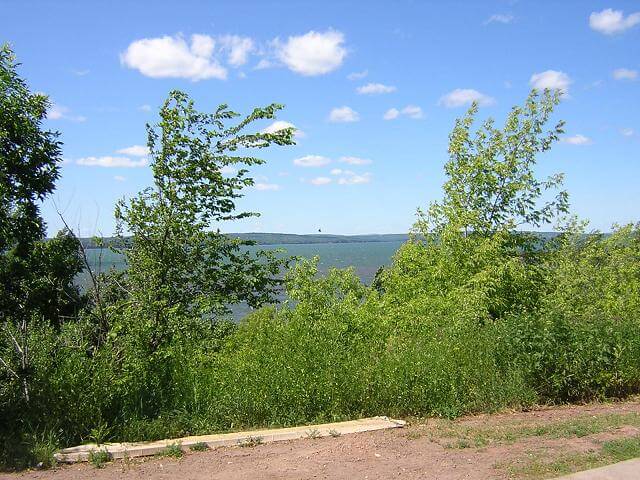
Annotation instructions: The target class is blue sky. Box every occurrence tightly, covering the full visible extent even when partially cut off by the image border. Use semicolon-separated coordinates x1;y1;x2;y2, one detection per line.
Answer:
4;0;639;236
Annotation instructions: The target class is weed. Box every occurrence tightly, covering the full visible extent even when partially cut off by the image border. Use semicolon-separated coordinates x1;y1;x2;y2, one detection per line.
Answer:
328;429;341;437
306;429;321;439
238;436;263;448
189;442;209;452
89;422;112;446
27;430;59;469
88;449;111;469
155;442;183;458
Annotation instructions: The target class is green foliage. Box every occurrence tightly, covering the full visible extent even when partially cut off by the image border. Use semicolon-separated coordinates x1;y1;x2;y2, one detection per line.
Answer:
188;442;209;452
423;89;568;235
88;449;110;469
113;90;294;345
156;442;183;458
239;436;263;447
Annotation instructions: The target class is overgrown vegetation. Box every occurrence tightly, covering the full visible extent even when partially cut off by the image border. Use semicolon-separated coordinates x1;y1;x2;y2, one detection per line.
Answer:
1;44;640;470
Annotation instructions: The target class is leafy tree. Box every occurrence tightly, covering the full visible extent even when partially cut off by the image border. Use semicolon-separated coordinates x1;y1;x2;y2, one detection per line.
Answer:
114;90;295;351
420;89;568;236
0;44;83;402
385;90;569;322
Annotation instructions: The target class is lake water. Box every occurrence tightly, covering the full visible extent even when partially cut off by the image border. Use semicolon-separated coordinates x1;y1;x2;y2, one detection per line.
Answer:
81;241;406;318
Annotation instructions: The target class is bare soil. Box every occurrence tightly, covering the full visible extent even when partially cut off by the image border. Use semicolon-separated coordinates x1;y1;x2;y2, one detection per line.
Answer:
4;399;640;480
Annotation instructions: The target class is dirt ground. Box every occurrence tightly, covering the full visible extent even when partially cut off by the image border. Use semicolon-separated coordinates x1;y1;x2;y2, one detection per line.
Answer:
4;399;640;480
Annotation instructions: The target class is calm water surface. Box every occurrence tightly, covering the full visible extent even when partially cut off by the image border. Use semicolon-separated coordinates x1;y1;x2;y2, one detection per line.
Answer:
82;241;406;319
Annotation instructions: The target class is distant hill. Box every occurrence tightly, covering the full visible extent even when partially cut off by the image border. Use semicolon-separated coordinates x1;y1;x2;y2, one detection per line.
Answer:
231;233;411;245
75;233;413;249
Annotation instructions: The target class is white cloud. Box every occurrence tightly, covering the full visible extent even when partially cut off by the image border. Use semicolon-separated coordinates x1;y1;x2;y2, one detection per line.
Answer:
529;70;572;95
484;14;514;25
218;35;254;67
254;58;274;70
439;89;495;108
337;172;372;185
330;168;346;175
121;34;227;81
47;104;86;122
401;105;424;119
621;128;635;137
116;145;149;157
356;82;397;95
347;70;368;80
139;104;152;112
76;156;148;168
340;156;372;166
220;165;238;175
262;120;305;138
383;108;400;120
275;30;346;76
73;69;90;76
254;182;280;191
114;175;127;182
310;176;332;185
293;155;331;167
329;106;359;123
589;8;640;35
613;68;638;81
562;134;592;145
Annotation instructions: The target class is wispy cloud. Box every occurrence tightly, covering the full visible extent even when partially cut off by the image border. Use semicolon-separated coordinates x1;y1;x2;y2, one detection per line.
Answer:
310;176;332;185
76;156;148;168
253;182;280;191
293;155;331;167
47;104;86;122
484;13;514;25
116;145;149;157
356;82;396;95
439;89;495;108
329;106;360;123
340;156;372;165
562;134;592;146
347;70;368;80
613;68;638;81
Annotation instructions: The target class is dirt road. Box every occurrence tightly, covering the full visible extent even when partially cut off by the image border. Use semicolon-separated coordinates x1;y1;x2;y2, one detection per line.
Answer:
4;399;640;480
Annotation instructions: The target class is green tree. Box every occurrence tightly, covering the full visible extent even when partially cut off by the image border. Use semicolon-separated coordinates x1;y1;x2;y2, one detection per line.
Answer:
421;89;568;236
0;44;83;402
385;90;569;322
114;90;295;351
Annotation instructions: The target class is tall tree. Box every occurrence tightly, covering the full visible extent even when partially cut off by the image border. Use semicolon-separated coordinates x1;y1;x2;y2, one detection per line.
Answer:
114;90;295;350
0;44;82;401
422;89;568;237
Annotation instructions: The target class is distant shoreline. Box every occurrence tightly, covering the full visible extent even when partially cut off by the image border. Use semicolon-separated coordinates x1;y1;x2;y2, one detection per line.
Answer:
71;231;573;248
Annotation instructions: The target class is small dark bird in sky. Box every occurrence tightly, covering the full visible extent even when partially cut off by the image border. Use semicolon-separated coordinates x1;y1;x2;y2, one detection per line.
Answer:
318;228;322;233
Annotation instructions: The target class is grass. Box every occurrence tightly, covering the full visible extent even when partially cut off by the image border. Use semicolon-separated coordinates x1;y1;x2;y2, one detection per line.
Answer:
503;435;640;479
88;449;111;469
306;428;321;439
189;442;209;452
155;442;183;459
429;412;640;449
238;436;263;448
